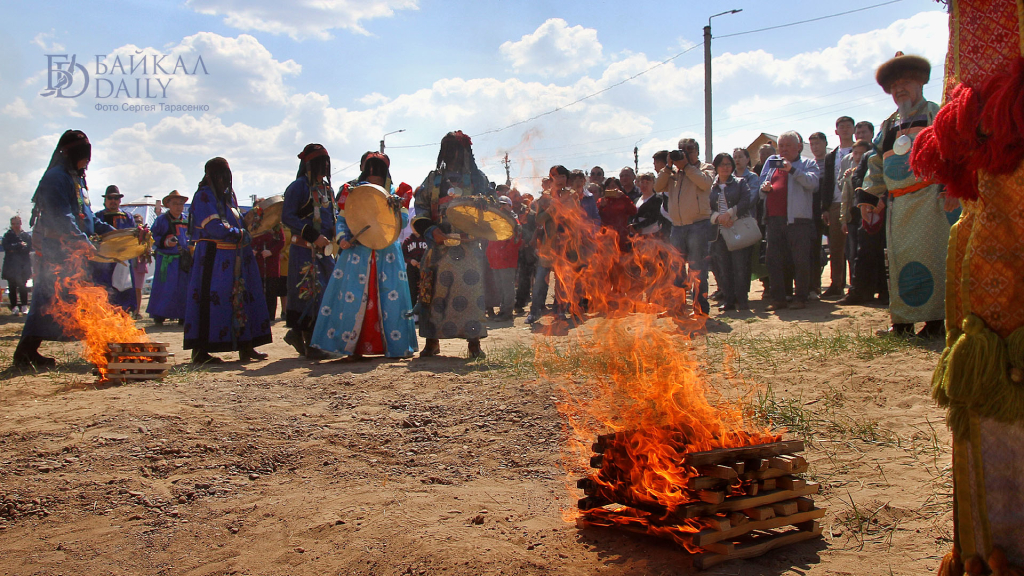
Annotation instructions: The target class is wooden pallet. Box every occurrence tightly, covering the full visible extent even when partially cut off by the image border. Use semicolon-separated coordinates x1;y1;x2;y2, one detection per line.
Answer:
577;437;824;570
104;342;173;384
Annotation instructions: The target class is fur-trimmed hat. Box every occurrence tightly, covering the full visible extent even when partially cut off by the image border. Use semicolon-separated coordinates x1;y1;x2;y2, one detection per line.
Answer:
876;52;931;94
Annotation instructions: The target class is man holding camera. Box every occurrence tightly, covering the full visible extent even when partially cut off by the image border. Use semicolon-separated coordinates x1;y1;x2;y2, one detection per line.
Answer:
663;138;714;315
758;131;821;311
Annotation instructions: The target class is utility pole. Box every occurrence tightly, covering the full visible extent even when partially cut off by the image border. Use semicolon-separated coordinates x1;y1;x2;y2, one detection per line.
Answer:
633;142;640;175
705;9;742;163
502;153;511;186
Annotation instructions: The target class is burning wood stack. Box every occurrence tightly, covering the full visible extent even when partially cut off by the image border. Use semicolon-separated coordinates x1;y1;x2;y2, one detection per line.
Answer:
102;342;172;384
576;434;824;570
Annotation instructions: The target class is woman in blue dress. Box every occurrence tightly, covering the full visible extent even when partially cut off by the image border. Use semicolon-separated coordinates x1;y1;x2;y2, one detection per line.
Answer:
310;153;417;358
183;158;271;364
13;130;115;369
147;190;190;324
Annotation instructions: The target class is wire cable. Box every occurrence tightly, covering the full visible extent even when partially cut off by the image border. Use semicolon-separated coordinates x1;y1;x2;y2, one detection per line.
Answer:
715;0;907;39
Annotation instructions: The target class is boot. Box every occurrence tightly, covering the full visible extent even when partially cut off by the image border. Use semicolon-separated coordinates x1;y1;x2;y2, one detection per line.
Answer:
239;345;268;362
191;349;223;365
12;336;56;370
303;331;331;360
283;329;305;356
419;338;440;358
917;320;945;339
467;339;485;359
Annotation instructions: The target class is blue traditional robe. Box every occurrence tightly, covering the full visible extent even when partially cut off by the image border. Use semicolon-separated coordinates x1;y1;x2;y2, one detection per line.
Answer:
310;183;417;357
92;209;138;311
282;175;337;332
183;186;271;352
23;166;114;341
147;212;190;320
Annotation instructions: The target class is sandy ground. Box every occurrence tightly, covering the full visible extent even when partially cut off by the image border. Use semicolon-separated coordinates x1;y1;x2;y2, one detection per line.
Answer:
0;276;952;576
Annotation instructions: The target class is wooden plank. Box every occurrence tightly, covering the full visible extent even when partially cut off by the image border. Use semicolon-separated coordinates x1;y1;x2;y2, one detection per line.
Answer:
771;500;799;517
697;491;725;505
702;542;734;555
768;456;795;473
697;465;738;480
108;342;167;352
760;478;777;491
795;497;814;512
109;351;173;358
687;476;726;491
693;508;827;546
106;363;171;371
743;506;775;521
728;512;748;527
777;476;806;491
589;454;604;468
683;440;804;468
702;516;730;531
105;372;168;381
693;522;823;569
738;462;808;481
746;482;759;496
678;483;820;518
577;496;611;511
748;458;769;473
730;461;745;475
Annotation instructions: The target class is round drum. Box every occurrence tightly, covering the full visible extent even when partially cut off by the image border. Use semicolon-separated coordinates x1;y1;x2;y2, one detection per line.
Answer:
445;196;516;241
91;228;153;263
245;195;284;236
344;184;401;250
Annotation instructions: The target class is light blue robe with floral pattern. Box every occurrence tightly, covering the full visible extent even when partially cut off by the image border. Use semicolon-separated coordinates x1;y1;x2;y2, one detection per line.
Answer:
309;185;418;357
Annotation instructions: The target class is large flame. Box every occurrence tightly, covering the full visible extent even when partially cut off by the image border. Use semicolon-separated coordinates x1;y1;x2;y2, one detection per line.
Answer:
533;190;778;548
46;245;149;377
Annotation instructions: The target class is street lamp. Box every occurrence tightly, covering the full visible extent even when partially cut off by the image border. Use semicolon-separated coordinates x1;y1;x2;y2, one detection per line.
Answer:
704;9;742;163
380;129;405;153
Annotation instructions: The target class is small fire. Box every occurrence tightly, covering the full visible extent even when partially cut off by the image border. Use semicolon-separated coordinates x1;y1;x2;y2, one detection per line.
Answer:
534;191;777;545
46;245;149;377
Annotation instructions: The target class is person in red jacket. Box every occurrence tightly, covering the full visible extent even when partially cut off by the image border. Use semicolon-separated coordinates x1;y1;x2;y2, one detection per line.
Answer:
485;196;522;321
597;177;637;251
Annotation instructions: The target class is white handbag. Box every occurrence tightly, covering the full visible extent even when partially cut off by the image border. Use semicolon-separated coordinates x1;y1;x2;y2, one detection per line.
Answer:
720;216;762;251
112;261;133;292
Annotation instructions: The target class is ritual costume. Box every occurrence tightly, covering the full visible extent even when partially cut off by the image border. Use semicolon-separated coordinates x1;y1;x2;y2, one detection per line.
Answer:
93;186;138;312
146;190;191;324
860;54;951;337
281;143;337;360
2;218;32;314
413;131;495;359
13;130;115;369
310;153;417;358
909;2;1024;572
183;158;271;363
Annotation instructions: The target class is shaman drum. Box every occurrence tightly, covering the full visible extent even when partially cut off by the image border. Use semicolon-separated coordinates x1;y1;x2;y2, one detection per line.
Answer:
445;196;516;241
91;228;153;263
344;184;402;250
244;195;284;236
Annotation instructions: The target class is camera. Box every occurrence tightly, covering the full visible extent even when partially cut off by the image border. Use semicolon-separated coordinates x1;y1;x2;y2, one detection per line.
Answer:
669;149;685;162
767;157;786;169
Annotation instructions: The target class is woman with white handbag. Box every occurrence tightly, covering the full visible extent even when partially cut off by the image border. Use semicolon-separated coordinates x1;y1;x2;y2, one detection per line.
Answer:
709;153;757;311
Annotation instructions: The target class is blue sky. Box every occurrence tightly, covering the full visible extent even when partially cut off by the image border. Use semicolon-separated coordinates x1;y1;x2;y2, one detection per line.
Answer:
1;0;948;219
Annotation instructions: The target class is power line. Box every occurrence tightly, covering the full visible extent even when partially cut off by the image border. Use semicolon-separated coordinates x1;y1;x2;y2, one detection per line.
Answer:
715;0;907;39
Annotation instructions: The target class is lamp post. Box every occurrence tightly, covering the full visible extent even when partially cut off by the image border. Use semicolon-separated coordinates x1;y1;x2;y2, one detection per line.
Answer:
380;129;405;153
704;9;742;163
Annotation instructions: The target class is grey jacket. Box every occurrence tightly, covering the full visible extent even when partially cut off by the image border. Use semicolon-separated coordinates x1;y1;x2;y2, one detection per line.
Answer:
758;156;821;224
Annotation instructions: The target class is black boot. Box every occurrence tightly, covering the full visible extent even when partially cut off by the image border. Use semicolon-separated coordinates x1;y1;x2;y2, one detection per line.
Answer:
191;349;223;365
917;320;945;339
284;329;305;356
303;331;331;360
239;345;268;362
467;339;485;359
12;336;55;370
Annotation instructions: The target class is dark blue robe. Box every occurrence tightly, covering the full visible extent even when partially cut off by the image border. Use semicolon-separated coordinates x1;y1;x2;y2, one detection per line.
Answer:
23;166;114;341
183;186;271;352
282;175;337;331
146;212;189;320
92;209;137;311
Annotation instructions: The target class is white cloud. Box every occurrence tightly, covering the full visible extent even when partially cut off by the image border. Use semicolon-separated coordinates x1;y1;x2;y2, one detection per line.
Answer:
31;30;64;52
500;19;603;78
2;98;32;119
186;0;419;40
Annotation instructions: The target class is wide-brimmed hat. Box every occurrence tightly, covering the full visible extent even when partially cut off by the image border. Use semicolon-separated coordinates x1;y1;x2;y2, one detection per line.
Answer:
876;52;931;94
103;185;124;199
162;190;189;205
